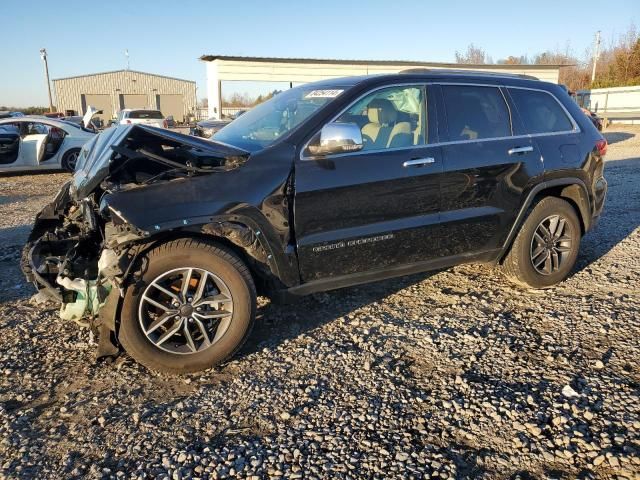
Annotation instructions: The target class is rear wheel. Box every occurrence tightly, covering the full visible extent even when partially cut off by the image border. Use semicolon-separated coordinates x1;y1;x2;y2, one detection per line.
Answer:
118;239;256;374
61;148;80;172
502;197;581;289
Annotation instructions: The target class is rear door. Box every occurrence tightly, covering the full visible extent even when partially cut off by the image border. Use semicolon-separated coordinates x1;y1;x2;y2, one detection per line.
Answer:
436;83;543;257
506;87;581;177
294;84;443;281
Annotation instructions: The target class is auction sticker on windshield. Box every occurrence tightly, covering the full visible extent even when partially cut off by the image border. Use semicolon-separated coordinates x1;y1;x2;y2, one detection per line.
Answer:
304;89;344;98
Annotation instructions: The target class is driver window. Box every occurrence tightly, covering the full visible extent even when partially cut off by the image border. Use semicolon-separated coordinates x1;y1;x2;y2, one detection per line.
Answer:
336;86;425;151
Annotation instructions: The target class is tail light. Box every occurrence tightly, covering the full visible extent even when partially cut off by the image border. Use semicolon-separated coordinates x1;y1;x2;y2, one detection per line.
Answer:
163;119;168;128
596;138;607;156
126;119;131;124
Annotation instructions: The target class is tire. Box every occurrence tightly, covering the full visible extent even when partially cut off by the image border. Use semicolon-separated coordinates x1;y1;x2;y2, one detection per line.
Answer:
501;197;581;289
61;148;80;172
118;238;256;374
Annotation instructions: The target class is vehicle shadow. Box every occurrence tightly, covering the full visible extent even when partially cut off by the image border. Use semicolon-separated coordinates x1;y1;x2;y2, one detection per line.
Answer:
574;157;640;271
0;224;34;302
603;131;634;145
237;270;437;359
0;169;68;178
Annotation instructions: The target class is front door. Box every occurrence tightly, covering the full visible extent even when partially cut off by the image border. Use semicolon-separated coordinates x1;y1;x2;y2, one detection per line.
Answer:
436;84;544;257
294;84;443;282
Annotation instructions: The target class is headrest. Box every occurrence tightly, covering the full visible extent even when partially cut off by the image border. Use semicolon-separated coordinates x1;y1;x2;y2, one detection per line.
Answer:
367;98;397;125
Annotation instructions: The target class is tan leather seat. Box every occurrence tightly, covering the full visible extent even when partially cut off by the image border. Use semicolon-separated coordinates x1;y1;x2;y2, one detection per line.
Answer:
387;121;413;148
361;99;396;148
361;98;413;149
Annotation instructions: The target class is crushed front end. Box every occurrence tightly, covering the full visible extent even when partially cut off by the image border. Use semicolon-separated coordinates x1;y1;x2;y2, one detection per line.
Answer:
21;124;250;358
21;179;127;356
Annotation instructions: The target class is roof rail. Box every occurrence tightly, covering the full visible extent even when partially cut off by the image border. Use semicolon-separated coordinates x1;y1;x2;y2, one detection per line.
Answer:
400;68;540;81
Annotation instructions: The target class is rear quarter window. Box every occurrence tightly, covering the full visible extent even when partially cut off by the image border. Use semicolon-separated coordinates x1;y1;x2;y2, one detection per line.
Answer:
509;89;574;134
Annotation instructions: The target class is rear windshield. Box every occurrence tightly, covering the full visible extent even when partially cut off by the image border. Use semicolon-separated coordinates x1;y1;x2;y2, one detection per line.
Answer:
129;110;164;119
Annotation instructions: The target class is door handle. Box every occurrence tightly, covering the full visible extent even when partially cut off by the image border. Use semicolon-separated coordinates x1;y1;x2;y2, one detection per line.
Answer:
508;146;534;155
403;157;435;167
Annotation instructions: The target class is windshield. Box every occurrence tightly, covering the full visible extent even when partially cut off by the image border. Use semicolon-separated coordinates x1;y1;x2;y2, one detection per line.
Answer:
213;86;346;152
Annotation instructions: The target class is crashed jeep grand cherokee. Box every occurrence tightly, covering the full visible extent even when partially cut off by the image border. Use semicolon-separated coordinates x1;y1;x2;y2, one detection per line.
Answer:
23;71;607;373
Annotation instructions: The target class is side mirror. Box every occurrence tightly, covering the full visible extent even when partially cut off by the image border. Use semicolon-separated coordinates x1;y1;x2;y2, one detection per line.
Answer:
307;122;363;157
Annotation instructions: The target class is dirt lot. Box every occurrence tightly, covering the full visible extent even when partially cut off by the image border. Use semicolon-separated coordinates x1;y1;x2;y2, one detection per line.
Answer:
0;127;638;479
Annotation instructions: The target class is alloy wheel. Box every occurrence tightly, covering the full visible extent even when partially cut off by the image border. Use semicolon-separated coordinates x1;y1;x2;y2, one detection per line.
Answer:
529;214;573;275
66;151;79;171
138;267;234;354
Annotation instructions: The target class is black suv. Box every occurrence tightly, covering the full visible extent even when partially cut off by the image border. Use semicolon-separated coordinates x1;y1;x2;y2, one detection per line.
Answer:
23;71;608;373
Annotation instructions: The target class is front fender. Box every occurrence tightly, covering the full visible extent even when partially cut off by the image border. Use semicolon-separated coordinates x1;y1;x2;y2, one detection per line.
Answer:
104;190;299;289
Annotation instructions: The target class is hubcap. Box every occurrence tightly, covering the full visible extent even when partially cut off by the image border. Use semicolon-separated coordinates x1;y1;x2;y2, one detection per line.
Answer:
530;214;573;275
138;267;234;355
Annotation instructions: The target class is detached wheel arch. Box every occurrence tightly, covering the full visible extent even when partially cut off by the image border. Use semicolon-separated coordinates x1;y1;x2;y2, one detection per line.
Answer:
117;237;257;374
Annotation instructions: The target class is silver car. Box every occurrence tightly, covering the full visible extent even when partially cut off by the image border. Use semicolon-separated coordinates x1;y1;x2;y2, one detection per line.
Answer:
0;108;99;173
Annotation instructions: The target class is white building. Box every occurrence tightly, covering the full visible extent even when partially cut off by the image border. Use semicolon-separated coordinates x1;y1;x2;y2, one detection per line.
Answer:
200;55;563;119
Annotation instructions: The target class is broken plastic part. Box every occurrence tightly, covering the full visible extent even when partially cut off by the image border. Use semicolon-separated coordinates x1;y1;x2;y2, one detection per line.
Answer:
56;277;112;326
98;248;123;278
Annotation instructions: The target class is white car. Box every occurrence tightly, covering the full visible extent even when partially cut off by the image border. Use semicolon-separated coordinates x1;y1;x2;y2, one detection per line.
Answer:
115;109;167;128
0;108;99;173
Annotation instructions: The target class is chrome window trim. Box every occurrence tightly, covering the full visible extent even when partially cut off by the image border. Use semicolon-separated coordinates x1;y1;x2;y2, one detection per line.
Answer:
299;81;581;161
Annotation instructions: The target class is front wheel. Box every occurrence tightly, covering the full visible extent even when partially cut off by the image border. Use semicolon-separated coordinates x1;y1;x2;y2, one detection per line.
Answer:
118;239;256;374
501;197;581;289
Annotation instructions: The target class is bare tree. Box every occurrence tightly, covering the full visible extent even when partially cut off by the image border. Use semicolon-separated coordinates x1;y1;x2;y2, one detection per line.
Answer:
497;55;529;65
455;44;492;64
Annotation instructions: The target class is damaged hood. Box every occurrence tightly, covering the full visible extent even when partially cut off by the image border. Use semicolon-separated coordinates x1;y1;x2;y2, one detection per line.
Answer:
71;124;249;199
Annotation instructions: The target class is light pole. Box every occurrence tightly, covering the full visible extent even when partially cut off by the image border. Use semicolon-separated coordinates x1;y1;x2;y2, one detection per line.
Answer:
40;48;54;113
591;31;601;84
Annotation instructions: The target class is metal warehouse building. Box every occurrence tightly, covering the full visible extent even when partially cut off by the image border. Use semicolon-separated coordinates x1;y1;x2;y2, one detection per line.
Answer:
53;70;196;124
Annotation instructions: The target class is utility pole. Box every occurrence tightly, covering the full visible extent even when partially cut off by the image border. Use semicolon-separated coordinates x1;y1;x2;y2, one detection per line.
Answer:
39;48;54;113
591;31;601;83
125;49;130;71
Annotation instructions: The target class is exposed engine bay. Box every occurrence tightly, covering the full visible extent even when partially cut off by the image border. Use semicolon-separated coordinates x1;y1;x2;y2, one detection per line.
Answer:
21;124;252;357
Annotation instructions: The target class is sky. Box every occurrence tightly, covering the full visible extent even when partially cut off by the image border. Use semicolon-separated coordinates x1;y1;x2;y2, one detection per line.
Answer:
1;0;637;107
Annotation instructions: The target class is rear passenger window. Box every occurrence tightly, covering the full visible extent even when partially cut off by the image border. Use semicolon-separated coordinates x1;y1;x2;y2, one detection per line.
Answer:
509;89;574;134
442;85;511;141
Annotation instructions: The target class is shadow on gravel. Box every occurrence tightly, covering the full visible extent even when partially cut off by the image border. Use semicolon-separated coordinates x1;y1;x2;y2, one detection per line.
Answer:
0;169;67;178
574;157;640;272
238;271;437;359
603;131;634;145
0;194;31;206
0;224;34;302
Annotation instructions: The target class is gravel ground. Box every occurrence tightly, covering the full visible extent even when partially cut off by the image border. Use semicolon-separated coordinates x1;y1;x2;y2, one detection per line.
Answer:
0;127;638;479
